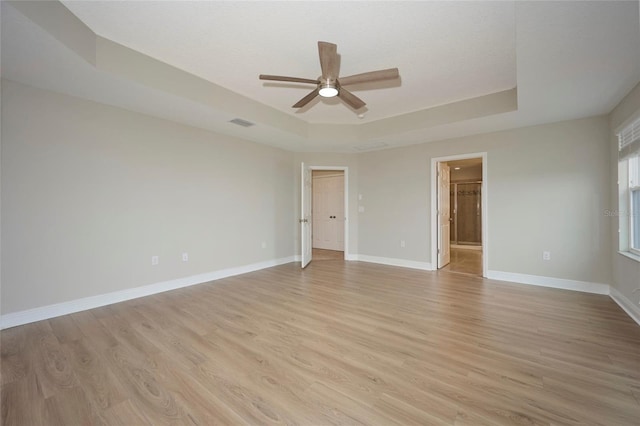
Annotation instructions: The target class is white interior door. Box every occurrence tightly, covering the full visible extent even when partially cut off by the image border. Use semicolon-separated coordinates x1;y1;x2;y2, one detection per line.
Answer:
334;174;345;249
301;162;312;268
437;162;451;268
312;174;344;251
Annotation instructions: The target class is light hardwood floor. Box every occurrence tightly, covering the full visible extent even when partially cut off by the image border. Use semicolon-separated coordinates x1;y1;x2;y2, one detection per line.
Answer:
2;260;640;425
312;248;344;261
441;247;483;276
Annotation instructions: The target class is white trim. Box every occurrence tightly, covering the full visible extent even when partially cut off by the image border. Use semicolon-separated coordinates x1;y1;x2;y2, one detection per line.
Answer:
609;287;640;327
0;256;296;330
353;254;432;271
308;166;350;260
344;253;358;261
486;270;609;295
618;250;640;263
430;152;488;277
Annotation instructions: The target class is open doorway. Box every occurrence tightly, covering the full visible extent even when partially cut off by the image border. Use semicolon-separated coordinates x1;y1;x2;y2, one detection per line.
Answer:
431;153;487;277
312;170;345;261
446;158;483;274
300;164;349;268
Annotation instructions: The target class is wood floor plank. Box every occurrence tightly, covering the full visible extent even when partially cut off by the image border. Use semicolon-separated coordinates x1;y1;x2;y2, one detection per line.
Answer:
372;391;456;425
102;399;153;426
540;376;640;425
43;386;106;426
70;309;119;352
97;306;163;359
1;376;49;426
129;316;208;371
23;321;78;399
303;381;394;425
189;359;305;424
2;260;640;425
0;326;28;387
62;338;128;410
137;347;251;425
48;313;85;344
101;343;193;425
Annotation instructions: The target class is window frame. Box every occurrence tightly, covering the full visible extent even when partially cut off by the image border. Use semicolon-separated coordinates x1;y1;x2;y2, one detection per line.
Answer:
617;114;640;261
629;158;640;256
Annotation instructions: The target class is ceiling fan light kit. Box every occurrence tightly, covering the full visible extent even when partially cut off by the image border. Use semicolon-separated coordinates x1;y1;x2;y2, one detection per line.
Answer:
318;82;338;98
259;41;399;111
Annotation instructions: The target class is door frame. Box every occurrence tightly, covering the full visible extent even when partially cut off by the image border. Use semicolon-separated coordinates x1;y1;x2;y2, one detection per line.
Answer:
301;162;312;268
308;166;349;259
430;152;488;277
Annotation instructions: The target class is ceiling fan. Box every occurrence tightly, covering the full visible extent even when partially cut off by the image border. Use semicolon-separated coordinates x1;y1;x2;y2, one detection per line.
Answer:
259;41;399;110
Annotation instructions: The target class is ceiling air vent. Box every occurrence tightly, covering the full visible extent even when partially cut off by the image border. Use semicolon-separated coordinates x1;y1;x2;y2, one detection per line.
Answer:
229;118;255;128
354;142;388;151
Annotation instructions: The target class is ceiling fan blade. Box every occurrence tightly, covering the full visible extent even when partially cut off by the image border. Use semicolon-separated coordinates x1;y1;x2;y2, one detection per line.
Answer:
259;75;319;84
318;41;339;80
338;87;366;110
293;88;320;108
338;68;399;86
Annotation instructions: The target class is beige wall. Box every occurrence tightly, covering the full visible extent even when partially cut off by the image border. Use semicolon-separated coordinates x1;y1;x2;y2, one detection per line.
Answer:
357;116;612;283
0;77;623;318
609;81;640;305
357;145;432;263
1;79;294;314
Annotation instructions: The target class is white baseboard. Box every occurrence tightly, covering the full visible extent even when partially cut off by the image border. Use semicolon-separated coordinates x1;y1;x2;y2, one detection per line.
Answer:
486;270;609;295
299;253;356;261
8;257;627;330
0;256;297;330
610;287;640;326
352;254;433;271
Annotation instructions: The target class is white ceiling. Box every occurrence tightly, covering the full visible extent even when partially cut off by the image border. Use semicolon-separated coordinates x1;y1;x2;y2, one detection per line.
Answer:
2;1;639;152
60;1;517;125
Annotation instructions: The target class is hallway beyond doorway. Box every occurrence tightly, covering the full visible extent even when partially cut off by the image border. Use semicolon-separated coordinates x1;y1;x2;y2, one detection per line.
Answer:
441;246;482;276
312;248;344;261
